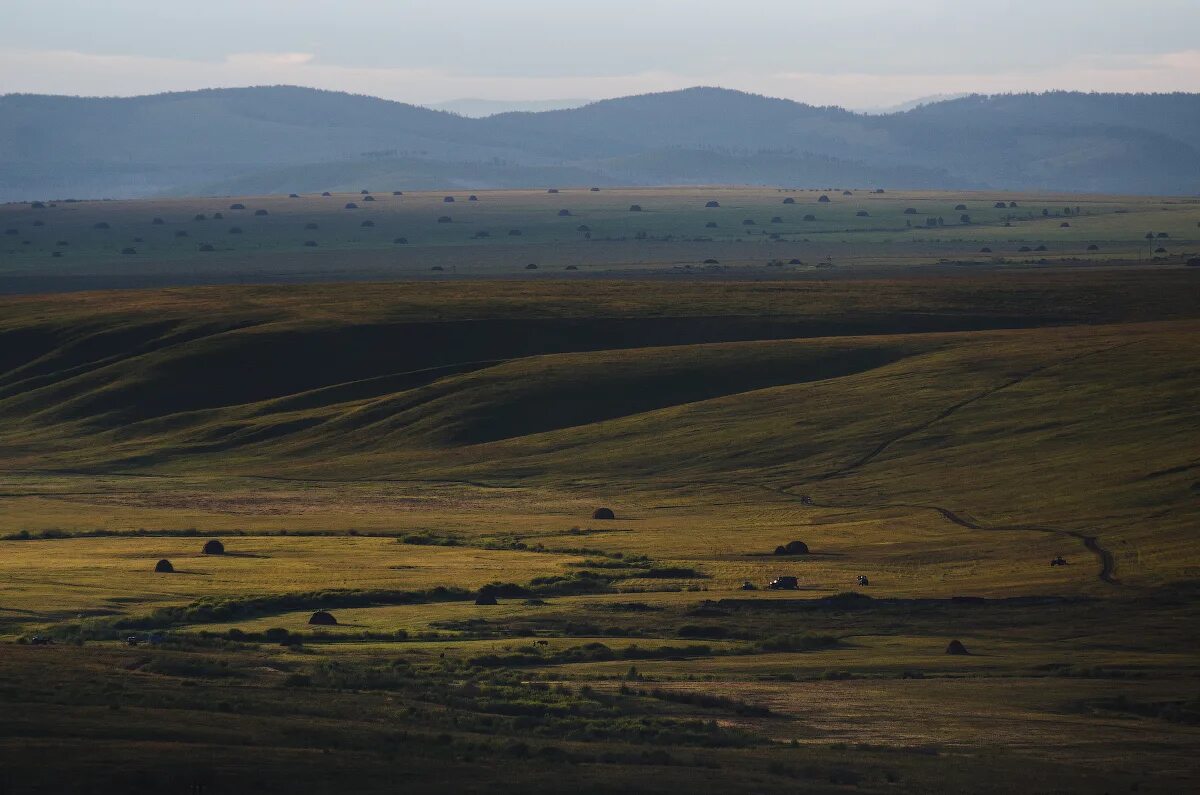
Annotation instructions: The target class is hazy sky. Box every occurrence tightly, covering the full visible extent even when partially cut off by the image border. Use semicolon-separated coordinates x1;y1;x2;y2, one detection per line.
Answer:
2;0;1198;108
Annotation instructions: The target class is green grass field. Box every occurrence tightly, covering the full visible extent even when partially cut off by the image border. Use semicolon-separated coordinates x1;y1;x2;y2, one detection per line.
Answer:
3;187;1198;291
1;194;1198;792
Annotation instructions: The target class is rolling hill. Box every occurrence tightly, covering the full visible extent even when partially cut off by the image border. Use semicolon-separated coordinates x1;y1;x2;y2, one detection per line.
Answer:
2;86;1198;200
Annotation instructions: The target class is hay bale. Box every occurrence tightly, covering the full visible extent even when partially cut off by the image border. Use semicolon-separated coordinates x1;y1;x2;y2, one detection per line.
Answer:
742;219;755;226
590;187;601;192
629;204;642;212
304;240;318;247
393;237;408;244
1087;244;1099;251
818;195;831;203
194;214;207;221
154;559;174;573
289;193;300;198
557;209;571;216
344;202;358;209
468;195;479;201
945;639;969;655
705;200;720;208
254;209;269;216
202;539;225;555
525;262;538;270
770;216;782;223
592;507;615;520
705;221;718;228
980;247;992;253
443;196;455;203
475;592;498;606
120;247;137;255
784;540;809;555
904;208;918;214
363;195;375;202
393;191;404;196
308;610;337;626
954;204;967;211
322;191;332;197
855;210;869;217
229;203;245;210
152;217;165;225
437;216;452;223
508;229;522;236
547;188;559;194
782;197;795;204
803;214;816;221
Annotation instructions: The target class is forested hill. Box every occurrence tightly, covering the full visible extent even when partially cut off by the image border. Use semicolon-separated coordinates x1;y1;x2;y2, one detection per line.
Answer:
2;86;1197;199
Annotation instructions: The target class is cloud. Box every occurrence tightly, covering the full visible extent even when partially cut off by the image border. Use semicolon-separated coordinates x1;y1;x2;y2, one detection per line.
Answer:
1;47;1198;109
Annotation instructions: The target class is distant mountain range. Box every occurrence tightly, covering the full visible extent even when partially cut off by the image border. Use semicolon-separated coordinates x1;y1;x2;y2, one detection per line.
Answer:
423;97;592;117
1;85;1198;200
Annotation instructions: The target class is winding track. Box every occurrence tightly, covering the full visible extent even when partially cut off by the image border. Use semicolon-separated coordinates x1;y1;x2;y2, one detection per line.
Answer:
763;342;1135;586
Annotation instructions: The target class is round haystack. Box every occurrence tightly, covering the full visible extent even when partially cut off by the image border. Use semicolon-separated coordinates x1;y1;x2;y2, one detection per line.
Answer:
703;258;719;264
468;195;479;201
954;204;967;211
393;191;404;196
705;200;720;208
344;202;358;209
773;545;788;556
576;224;590;232
1087;244;1099;251
980;247;992;253
213;212;224;219
152;217;165;225
308;610;337;626
629;204;642;212
590;187;601;191
360;189;370;195
904;208;918;214
742;219;755;226
771;216;783;223
557;209;571;216
525;262;538;270
120;247;137;255
818;195;831;203
803;214;816;221
198;244;214;252
508;229;522;236
194;214;207;221
154;559;174;573
229;203;245;210
547;188;559;194
202;539;225;555
856;210;869;217
705;221;718;228
946;639;969;655
321;191;332;197
443;196;455;203
592;507;615;520
782;197;795;204
289;193;300;198
254;209;269;216
437;216;452;223
363;195;376;202
1060;222;1070;227
784;540;809;555
304;241;318;247
993;201;1007;208
788;258;802;265
475;593;498;606
1009;201;1018;208
842;190;853;196
431;265;443;271
393;237;408;244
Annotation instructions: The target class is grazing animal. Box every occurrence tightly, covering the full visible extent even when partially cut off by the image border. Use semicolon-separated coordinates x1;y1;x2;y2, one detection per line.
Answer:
857;575;869;586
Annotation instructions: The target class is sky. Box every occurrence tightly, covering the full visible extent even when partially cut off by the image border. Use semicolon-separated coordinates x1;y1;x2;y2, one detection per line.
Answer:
2;0;1198;110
